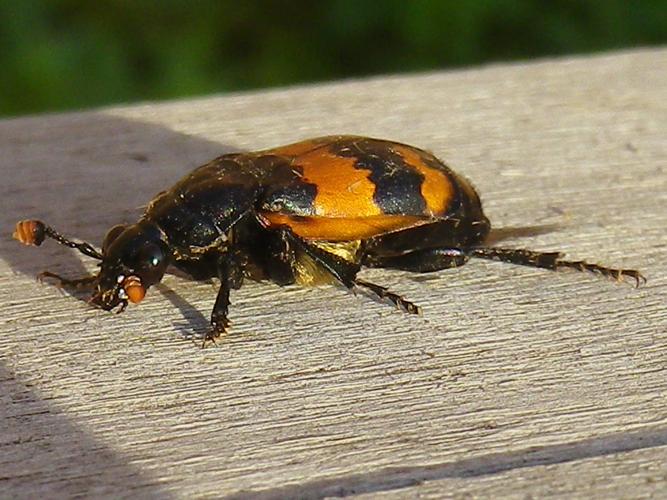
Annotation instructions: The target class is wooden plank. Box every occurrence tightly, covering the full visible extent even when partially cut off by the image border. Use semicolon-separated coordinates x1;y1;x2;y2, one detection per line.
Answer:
1;48;665;499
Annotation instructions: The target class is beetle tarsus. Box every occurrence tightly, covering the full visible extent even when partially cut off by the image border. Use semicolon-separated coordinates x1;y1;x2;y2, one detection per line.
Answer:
355;278;422;315
553;259;646;287
202;319;230;348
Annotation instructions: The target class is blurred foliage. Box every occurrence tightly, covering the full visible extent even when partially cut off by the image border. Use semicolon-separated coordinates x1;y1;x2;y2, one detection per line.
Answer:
0;0;665;116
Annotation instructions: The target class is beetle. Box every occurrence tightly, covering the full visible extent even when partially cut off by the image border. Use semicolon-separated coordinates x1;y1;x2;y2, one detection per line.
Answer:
14;135;645;343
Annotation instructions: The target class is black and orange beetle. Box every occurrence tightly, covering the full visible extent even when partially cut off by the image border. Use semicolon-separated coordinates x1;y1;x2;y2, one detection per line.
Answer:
14;136;645;343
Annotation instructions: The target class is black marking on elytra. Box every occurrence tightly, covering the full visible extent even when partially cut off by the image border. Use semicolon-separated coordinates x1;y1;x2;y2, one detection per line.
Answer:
332;138;427;216
258;161;318;216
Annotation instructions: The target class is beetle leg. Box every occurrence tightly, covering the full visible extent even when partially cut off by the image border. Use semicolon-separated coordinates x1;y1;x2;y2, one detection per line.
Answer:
365;246;645;287
363;248;469;272
204;253;243;347
279;228;421;314
467;247;646;287
263;227;298;286
279;228;358;287
206;284;231;347
354;278;422;315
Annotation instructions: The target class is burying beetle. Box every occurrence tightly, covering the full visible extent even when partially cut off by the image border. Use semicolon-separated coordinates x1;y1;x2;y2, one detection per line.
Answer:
14;136;645;344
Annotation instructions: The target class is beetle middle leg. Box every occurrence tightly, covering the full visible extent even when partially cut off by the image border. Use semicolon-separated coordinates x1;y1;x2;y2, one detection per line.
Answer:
278;228;422;315
353;278;422;315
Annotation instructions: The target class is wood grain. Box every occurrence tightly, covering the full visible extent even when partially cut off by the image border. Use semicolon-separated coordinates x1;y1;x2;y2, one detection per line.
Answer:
1;48;665;499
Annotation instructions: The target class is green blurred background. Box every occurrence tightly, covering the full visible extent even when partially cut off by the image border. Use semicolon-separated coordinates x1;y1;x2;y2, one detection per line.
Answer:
1;0;665;117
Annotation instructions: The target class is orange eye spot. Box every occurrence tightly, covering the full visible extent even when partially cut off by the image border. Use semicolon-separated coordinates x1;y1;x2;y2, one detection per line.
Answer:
13;220;46;246
123;275;146;304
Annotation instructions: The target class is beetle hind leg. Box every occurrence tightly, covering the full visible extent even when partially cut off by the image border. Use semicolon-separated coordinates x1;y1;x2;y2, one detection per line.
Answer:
365;245;645;287
468;247;646;287
363;248;469;272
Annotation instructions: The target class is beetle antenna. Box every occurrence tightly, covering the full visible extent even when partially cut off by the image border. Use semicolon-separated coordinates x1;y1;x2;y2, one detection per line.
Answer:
14;220;104;260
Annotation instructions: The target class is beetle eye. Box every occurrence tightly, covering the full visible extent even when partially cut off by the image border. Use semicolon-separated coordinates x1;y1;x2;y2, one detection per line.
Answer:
137;243;164;268
102;224;128;254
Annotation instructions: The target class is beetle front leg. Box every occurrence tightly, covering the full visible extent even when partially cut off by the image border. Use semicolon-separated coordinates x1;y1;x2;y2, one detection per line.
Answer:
204;253;244;347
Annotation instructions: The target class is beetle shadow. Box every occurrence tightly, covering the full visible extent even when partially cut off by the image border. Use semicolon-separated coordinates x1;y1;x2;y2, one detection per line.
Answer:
156;282;211;339
0;112;237;305
485;223;563;245
226;424;667;499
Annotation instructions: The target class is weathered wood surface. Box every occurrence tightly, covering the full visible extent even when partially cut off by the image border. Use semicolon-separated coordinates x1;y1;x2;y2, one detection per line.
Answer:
1;48;665;499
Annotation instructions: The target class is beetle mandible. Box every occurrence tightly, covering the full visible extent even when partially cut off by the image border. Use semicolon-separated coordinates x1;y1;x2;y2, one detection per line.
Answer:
14;136;645;343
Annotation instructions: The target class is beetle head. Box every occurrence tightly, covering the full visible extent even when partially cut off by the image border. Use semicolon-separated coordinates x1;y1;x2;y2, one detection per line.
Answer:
91;221;170;311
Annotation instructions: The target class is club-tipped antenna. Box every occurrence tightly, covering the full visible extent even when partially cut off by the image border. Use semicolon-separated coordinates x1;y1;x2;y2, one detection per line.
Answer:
13;220;103;260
